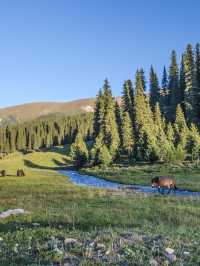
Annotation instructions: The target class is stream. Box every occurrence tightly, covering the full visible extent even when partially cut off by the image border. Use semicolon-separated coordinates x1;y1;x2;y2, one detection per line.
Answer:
59;170;200;197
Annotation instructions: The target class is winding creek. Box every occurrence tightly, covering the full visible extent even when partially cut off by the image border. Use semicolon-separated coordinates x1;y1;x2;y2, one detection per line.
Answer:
59;170;200;197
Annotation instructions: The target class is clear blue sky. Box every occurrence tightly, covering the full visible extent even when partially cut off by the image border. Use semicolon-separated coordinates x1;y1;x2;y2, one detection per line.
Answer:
0;0;199;107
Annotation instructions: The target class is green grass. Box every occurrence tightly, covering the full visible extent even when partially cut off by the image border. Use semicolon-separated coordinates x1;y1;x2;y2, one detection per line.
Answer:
0;149;200;264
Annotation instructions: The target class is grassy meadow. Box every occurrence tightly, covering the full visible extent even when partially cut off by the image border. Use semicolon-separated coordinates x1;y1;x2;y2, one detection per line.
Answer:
0;148;200;265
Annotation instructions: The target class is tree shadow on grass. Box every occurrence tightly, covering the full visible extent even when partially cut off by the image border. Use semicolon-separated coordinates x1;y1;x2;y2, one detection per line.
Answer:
39;146;70;156
23;159;68;171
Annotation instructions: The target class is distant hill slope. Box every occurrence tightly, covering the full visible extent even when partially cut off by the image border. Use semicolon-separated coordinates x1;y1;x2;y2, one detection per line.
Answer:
0;98;96;124
0;97;121;125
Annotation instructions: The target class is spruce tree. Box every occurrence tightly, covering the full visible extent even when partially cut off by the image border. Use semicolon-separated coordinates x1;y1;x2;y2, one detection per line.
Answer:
90;132;104;165
122;79;134;120
121;111;134;157
186;124;200;161
154;103;170;161
115;101;123;145
71;132;89;168
149;66;160;111
96;144;112;166
168;50;179;120
183;44;196;122
93;89;104;138
174;104;188;161
139;68;146;91
101;79;120;157
179;55;186;112
134;70;158;161
194;43;200;126
162;66;168;93
160;66;168;114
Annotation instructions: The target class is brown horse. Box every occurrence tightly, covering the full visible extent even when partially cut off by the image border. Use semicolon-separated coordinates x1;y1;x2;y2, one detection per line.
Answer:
151;176;177;194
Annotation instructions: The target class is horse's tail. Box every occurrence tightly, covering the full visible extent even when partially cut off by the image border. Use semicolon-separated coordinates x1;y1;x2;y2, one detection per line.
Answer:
174;184;178;190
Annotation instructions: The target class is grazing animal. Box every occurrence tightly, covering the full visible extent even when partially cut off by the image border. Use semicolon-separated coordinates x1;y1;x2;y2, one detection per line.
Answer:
151;176;177;194
17;169;25;177
0;170;6;177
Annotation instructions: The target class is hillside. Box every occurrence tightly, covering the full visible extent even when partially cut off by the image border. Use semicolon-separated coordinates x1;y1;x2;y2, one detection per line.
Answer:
0;97;122;125
0;98;96;124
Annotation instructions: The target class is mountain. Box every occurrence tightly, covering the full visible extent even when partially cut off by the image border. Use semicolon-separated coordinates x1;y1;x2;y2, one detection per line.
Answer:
0;98;96;124
0;97;122;125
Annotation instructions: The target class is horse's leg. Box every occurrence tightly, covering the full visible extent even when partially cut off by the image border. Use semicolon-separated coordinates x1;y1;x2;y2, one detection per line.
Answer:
167;187;172;195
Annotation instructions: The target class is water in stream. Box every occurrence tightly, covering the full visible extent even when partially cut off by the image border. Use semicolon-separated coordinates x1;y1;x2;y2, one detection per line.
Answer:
59;170;200;197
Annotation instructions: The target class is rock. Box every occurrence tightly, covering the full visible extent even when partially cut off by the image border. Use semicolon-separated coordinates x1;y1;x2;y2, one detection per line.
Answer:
0;208;29;219
85;247;93;258
149;258;159;266
95;242;106;250
62;256;80;266
164;247;176;263
32;223;40;227
165;247;174;255
64;238;77;245
183;251;190;256
105;248;112;255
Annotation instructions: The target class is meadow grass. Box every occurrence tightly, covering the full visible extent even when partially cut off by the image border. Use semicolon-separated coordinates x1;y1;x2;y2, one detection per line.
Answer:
0;149;200;264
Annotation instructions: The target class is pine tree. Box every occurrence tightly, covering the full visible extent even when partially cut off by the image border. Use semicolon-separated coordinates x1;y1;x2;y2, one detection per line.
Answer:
121;112;134;157
71;132;89;168
93;89;104;138
115;101;123;145
139;68;146;91
96;144;112;167
183;44;196;122
194;43;200;126
90;132;104;165
168;50;179;120
162;66;168;93
160;66;168;115
149;66;160;110
134;70;158;161
101;79;120;157
179;55;186;112
122;79;134;120
174;104;188;161
154;103;170;161
186;124;200;161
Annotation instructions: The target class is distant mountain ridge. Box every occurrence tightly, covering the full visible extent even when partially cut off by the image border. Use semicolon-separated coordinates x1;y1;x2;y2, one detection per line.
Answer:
0;97;121;125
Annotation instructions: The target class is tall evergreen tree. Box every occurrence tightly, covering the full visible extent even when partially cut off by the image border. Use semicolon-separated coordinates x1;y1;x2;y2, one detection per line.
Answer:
186;124;200;161
101;80;120;157
93;89;104;138
115;101;123;145
154;103;169;161
162;66;168;93
121;112;134;157
194;43;200;125
183;44;196;122
134;70;158;161
149;66;160;110
71;132;89;168
174;104;188;161
179;55;186;112
122;79;134;120
160;66;168;114
168;50;179;120
139;68;146;91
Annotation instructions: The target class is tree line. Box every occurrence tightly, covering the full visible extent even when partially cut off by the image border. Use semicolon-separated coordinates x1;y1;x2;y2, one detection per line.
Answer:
0;113;93;155
71;43;200;167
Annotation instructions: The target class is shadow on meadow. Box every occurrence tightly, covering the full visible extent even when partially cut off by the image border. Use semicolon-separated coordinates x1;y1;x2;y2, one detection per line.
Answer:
23;159;67;171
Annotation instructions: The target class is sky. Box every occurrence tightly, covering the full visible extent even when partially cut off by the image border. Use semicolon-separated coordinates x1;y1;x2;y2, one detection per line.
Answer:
0;0;199;107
